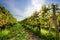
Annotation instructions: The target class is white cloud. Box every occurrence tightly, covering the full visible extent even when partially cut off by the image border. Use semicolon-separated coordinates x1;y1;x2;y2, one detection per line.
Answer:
32;0;45;11
4;0;45;21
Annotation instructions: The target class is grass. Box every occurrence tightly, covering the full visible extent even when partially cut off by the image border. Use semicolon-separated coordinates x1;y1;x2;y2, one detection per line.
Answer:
0;23;27;40
0;23;60;40
23;24;60;40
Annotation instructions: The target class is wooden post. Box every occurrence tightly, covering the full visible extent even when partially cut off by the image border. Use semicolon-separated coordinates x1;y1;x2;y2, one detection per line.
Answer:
52;4;59;40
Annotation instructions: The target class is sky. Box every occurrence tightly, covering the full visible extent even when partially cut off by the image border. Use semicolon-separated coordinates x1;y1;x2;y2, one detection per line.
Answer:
0;0;60;21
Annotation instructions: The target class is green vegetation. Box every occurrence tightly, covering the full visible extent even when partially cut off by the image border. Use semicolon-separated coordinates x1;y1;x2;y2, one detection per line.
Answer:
0;23;27;40
0;5;17;28
0;4;60;40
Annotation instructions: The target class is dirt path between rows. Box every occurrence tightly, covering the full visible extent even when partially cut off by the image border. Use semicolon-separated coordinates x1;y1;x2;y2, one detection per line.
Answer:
23;28;44;40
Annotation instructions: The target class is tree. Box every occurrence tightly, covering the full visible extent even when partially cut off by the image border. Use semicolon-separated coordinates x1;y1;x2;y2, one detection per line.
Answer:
42;4;47;13
51;4;59;40
41;4;50;27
